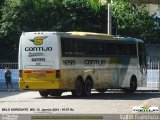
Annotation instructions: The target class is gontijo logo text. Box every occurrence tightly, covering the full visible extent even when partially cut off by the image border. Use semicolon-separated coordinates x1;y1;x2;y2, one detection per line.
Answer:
30;36;48;45
25;36;52;51
133;105;158;112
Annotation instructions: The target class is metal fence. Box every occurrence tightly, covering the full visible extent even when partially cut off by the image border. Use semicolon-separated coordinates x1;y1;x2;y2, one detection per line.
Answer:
0;62;18;69
0;61;159;91
145;58;160;90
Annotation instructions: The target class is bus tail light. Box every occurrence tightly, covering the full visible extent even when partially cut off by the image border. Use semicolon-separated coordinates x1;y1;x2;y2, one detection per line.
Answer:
46;70;53;74
24;70;31;74
56;70;60;78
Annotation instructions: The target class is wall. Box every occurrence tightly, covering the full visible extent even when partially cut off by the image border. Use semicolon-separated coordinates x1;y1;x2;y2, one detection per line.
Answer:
146;4;160;16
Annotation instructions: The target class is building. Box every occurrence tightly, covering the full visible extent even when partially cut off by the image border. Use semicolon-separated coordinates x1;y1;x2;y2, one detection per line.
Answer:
129;0;159;4
129;0;160;15
129;1;160;29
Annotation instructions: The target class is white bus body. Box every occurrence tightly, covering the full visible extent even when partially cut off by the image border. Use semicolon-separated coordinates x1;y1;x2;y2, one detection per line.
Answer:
18;32;147;97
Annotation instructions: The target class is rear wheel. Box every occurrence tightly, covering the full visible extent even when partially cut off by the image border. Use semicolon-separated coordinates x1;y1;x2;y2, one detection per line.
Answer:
85;79;92;96
39;91;49;98
49;90;62;96
123;77;137;93
72;79;84;97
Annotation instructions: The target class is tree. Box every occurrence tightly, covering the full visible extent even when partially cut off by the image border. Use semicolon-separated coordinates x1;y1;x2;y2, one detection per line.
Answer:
0;0;108;35
0;0;5;32
0;0;107;61
111;0;156;43
0;0;159;62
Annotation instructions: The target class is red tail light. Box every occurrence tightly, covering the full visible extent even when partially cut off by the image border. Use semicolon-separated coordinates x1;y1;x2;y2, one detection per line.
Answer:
56;70;60;78
24;71;31;73
46;70;53;74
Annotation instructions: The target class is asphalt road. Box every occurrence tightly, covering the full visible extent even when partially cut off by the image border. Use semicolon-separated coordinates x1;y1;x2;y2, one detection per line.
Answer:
0;90;159;120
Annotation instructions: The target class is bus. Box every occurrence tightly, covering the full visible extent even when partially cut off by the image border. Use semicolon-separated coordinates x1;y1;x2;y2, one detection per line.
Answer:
18;31;147;97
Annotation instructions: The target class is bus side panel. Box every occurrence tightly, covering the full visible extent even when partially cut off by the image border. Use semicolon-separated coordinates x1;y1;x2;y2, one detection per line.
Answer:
60;57;139;90
95;57;139;89
60;70;81;90
118;58;139;88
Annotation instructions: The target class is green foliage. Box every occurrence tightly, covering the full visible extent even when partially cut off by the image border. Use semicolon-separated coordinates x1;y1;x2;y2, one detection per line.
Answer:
86;0;100;11
111;0;155;42
0;0;107;61
0;0;159;61
0;0;106;34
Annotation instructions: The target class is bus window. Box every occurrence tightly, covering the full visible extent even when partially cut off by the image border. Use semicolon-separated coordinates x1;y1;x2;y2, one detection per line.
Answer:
104;42;116;56
97;42;104;56
73;39;86;56
138;43;143;66
61;38;74;56
128;44;137;56
138;43;147;73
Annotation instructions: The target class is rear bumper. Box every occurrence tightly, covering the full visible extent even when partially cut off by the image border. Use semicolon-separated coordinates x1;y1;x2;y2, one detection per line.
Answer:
19;80;61;90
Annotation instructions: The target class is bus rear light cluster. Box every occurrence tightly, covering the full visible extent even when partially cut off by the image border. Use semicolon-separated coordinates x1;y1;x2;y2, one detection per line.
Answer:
46;70;53;74
24;71;31;73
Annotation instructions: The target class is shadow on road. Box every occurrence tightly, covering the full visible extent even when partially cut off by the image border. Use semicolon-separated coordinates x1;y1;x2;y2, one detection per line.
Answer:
37;91;160;100
0;90;159;100
0;90;26;99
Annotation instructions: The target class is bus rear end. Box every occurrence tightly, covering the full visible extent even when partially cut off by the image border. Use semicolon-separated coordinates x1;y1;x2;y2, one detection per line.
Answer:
18;32;61;90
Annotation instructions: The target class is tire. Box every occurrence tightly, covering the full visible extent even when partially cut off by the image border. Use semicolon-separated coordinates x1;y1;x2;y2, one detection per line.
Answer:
49;91;62;96
85;79;92;96
123;77;137;93
39;91;49;98
72;79;84;97
96;89;107;93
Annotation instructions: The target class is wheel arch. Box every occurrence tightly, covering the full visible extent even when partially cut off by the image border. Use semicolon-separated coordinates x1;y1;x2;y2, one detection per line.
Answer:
130;75;137;85
122;75;138;93
72;75;85;97
85;75;93;88
76;75;85;85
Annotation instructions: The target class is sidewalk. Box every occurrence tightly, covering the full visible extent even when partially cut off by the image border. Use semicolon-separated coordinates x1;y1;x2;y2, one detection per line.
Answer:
137;87;160;92
0;82;159;92
0;81;19;91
